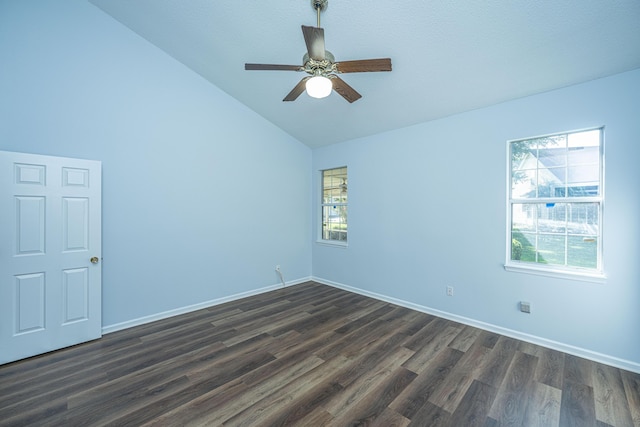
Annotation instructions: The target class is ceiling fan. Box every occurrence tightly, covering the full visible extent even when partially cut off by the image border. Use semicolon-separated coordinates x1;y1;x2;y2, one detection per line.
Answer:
245;0;392;103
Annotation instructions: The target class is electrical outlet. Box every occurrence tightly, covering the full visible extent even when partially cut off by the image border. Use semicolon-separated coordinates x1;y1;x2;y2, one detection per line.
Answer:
446;286;454;296
520;301;531;313
275;265;280;271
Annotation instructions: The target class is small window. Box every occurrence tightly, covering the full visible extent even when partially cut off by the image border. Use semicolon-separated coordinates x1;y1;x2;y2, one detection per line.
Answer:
507;128;604;278
321;167;347;243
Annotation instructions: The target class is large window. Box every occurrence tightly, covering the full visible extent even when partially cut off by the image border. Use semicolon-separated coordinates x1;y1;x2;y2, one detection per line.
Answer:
507;128;604;278
321;167;347;243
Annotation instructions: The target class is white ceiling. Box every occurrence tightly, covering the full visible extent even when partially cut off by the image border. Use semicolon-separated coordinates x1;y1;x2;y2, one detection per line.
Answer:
89;0;640;148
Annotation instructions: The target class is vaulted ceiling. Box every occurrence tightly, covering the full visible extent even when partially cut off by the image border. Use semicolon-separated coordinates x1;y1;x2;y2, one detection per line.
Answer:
89;0;640;148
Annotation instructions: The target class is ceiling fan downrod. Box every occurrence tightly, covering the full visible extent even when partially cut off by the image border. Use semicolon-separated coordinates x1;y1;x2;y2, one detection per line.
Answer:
312;0;327;28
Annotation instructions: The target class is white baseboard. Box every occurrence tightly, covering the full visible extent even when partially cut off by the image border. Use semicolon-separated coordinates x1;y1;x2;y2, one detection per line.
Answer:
102;276;312;335
312;276;640;375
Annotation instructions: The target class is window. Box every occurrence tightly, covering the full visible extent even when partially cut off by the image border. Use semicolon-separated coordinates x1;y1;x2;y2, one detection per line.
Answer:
321;167;347;243
506;128;604;278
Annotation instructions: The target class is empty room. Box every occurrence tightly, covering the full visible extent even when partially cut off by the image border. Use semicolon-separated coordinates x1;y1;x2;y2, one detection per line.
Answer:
1;0;639;425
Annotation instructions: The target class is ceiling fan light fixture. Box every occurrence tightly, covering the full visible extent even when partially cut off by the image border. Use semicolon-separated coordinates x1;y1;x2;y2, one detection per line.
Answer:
305;75;332;98
245;0;391;103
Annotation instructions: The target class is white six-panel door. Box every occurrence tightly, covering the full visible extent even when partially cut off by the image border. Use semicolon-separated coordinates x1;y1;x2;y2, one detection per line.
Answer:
0;151;101;365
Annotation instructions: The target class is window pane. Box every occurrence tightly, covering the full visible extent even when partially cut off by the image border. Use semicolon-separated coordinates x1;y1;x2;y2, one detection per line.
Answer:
567;164;599;197
538;203;566;233
538;146;566;168
567;184;599;197
567;235;597;268
567;203;599;235
568;129;600;148
511;169;537;198
511;231;536;261
538;167;565;197
537;234;565;265
512;203;536;232
568;145;599;166
511;140;537;171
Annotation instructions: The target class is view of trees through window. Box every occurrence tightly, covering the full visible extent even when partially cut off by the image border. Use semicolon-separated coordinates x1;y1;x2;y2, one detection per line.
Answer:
321;167;347;242
509;129;602;272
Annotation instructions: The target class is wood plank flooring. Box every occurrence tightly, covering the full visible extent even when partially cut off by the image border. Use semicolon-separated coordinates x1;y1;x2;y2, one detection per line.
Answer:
1;281;639;426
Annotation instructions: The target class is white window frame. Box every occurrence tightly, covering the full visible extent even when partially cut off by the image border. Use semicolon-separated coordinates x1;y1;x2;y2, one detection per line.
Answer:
505;127;605;282
319;166;348;246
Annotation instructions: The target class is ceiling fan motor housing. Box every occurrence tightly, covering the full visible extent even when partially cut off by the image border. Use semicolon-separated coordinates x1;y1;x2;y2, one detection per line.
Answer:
303;51;336;76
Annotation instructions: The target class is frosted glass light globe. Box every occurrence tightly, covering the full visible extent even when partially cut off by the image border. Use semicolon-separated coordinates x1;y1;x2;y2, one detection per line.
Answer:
305;76;332;99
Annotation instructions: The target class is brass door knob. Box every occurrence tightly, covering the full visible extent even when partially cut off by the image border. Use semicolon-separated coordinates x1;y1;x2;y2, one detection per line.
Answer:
90;256;99;264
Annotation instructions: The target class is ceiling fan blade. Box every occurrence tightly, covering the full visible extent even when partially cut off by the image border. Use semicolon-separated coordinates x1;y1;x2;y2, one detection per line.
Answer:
301;25;325;60
335;58;392;73
283;77;310;102
245;63;302;71
331;76;362;103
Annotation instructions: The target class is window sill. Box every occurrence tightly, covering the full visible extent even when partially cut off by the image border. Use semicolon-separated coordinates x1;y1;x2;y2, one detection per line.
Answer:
316;240;348;248
504;263;606;283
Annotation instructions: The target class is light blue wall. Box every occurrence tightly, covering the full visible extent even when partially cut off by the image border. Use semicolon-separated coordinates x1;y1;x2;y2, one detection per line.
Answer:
0;0;312;327
313;69;640;368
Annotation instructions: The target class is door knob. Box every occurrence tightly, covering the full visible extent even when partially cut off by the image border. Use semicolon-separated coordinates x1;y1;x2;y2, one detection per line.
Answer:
90;256;99;264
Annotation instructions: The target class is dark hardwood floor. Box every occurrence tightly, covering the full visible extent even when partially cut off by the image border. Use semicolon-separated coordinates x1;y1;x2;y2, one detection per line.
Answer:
1;281;639;426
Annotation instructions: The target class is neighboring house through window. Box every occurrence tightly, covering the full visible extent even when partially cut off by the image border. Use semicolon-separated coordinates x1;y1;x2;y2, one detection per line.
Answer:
506;128;604;279
321;167;347;243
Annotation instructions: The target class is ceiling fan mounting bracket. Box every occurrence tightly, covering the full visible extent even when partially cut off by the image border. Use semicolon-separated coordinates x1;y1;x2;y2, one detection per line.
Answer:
311;0;328;13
